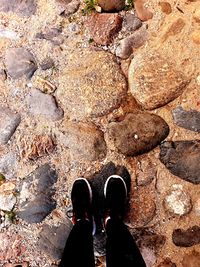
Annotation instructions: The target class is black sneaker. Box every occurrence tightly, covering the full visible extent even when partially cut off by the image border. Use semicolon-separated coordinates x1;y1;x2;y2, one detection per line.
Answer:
70;178;93;225
104;175;128;224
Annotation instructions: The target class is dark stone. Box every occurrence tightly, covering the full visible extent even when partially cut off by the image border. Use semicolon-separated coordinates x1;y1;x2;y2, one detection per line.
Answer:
17;164;58;223
5;48;37;79
106;112;169;156
0;106;21;145
172;106;200;132
172;226;200;247
160;140;200;184
0;0;36;16
137;231;166;253
38;221;72;260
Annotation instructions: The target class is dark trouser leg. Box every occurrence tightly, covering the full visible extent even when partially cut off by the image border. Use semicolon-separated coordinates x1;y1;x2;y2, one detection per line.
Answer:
106;219;146;267
59;220;95;267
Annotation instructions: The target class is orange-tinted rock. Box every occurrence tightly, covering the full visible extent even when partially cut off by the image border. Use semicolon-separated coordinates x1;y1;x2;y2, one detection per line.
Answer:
134;0;153;21
191;30;200;44
162;18;185;42
127;185;156;227
97;0;125;11
158;2;172;14
182;251;200;267
86;13;123;45
129;51;191;110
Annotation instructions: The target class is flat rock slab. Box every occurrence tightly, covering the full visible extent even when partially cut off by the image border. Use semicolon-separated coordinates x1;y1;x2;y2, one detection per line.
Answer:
17;164;57;223
0;0;36;16
128;51;190;109
26;89;64;121
106;112;169;156
160;140;200;184
57;49;127;120
38;221;72;260
172;226;200;247
0;106;21;145
60;121;107;163
86;13;123;45
172;106;200;133
5;48;37;79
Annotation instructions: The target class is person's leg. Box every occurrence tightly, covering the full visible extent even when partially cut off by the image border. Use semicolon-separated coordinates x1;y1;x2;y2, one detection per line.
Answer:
59;219;95;267
59;178;95;267
104;175;146;267
106;218;146;267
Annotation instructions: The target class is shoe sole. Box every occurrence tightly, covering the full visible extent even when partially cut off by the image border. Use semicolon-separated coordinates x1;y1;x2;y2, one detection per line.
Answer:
104;175;128;199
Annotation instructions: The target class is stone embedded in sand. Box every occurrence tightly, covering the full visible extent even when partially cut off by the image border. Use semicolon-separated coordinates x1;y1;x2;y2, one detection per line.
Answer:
60;121;107;163
56;0;80;16
57;49;127;120
158;2;172;15
172;106;200;132
0;232;25;261
134;0;153;21
0;0;36;16
191;30;200;44
17;164;57;223
157;258;177;267
0;106;21;145
128;51;190;110
194;198;200;216
38;221;72;260
161;18;185;42
0;192;16;211
86;13;123;45
172;226;200;247
163;184;192;216
116;27;148;59
193;7;200;23
106;112;169;156
123;13;142;32
182;251;200;267
128;185;156;227
136;156;157;186
26;89;64;121
0;153;17;180
22;135;55;160
159;141;200;184
97;0;125;11
5;48;37;79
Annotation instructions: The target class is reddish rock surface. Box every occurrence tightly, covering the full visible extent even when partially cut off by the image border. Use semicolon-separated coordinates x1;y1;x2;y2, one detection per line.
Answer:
86;13;123;45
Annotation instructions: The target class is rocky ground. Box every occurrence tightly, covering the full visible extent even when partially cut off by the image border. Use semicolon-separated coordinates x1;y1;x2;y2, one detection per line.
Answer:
0;0;200;266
